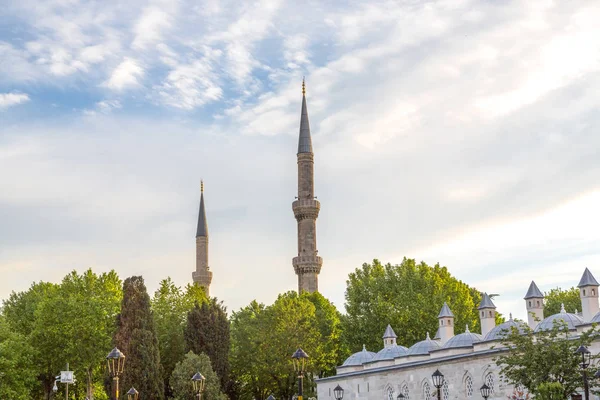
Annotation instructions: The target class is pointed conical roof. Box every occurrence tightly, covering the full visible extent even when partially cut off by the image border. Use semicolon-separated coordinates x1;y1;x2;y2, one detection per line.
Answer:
478;293;497;309
524;281;544;299
438;302;454;318
297;80;313;154
196;183;208;237
578;268;599;287
382;324;397;339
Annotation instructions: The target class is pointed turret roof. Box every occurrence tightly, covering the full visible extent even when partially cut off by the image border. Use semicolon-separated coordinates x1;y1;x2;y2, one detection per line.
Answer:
478;293;497;309
438;302;454;318
382;324;397;339
524;281;544;299
297;79;313;154
196;182;208;237
578;268;599;287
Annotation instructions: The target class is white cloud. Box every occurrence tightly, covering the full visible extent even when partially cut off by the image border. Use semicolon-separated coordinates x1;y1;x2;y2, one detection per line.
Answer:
103;58;144;91
132;6;173;50
0;93;30;109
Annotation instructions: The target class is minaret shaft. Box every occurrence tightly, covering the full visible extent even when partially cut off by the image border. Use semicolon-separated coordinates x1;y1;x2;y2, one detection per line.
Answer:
193;184;212;296
292;81;322;293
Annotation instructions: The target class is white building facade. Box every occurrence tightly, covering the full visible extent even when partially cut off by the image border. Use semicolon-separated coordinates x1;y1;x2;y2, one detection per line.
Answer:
316;269;600;400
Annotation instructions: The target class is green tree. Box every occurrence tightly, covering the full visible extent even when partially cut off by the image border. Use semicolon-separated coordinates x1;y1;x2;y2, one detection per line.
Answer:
170;351;226;400
152;279;208;397
31;269;122;399
184;298;230;392
229;292;343;400
496;319;599;399
535;382;565;400
544;287;581;317
113;276;164;399
342;258;499;352
0;314;37;399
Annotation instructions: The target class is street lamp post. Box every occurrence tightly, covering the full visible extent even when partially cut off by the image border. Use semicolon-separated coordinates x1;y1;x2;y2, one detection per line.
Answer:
575;345;591;400
480;384;491;400
397;393;405;400
432;370;444;400
106;347;126;400
126;387;139;400
292;348;310;400
191;372;206;400
334;385;344;400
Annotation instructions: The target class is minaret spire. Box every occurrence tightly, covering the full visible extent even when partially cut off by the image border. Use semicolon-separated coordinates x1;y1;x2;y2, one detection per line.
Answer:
292;78;322;293
193;180;212;295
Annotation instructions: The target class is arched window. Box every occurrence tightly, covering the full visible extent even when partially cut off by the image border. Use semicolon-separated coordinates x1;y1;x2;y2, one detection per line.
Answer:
593;289;596;296
423;382;432;400
442;381;449;400
402;384;410;400
465;376;474;398
584;289;587;296
387;386;394;400
485;373;495;395
528;301;531;307
536;300;540;307
489;311;492;317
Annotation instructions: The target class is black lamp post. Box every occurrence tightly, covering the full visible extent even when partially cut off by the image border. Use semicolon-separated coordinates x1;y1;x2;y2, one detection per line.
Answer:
126;387;139;400
266;395;276;400
106;347;125;400
575;345;591;400
334;385;344;400
432;369;444;400
192;372;206;400
397;393;405;400
480;384;491;400
292;348;309;400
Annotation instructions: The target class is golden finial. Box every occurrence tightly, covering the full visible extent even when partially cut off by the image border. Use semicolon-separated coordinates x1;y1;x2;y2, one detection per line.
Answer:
302;77;306;95
201;180;204;193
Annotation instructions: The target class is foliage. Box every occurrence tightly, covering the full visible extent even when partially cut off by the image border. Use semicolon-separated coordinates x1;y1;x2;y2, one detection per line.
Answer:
496;319;599;399
343;258;500;352
184;298;230;392
544;287;581;317
152;278;208;397
534;382;565;400
0;314;37;399
170;351;227;400
229;292;344;400
2;281;58;336
507;387;530;400
113;276;164;400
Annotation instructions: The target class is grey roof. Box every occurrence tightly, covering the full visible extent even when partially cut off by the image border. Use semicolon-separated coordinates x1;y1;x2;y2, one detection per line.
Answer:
484;316;528;341
534;305;584;332
382;324;397;339
578;268;599;288
438;302;454;318
433;327;441;340
591;311;600;324
478;293;496;310
297;91;313;154
407;333;442;355
342;345;376;366
196;189;208;237
373;344;408;361
443;326;483;349
524;281;544;299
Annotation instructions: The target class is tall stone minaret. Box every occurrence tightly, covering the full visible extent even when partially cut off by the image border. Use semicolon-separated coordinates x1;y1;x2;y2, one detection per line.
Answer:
292;79;323;293
192;181;213;296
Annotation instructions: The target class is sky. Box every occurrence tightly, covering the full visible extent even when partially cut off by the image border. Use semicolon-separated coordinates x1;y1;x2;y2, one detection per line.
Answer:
1;0;600;324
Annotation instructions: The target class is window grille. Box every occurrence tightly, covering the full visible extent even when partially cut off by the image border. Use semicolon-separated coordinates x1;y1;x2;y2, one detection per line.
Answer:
465;376;474;398
485;373;495;395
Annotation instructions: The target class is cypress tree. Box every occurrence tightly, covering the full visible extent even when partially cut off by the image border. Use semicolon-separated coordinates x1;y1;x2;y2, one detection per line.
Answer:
184;298;230;392
112;276;164;399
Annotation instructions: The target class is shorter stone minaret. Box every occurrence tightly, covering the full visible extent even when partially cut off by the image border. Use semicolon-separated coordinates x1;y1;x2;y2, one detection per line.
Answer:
437;302;455;345
578;268;599;321
192;181;213;296
524;281;544;329
382;325;398;348
478;293;497;337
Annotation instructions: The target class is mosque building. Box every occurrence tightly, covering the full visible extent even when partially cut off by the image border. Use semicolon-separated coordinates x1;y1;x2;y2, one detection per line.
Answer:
316;268;600;400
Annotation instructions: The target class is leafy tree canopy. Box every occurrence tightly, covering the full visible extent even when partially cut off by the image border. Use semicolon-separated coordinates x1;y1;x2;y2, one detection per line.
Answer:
343;258;499;352
544;287;581;317
0;314;37;400
170;351;227;400
496;319;599;399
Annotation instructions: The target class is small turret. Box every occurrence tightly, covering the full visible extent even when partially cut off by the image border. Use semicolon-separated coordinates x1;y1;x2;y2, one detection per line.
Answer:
382;324;398;348
578;268;599;322
437;302;455;344
524;281;544;329
478;293;497;337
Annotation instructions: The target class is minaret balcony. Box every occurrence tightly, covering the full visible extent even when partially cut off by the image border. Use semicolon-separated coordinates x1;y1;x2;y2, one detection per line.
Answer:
293;255;323;268
292;199;320;220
